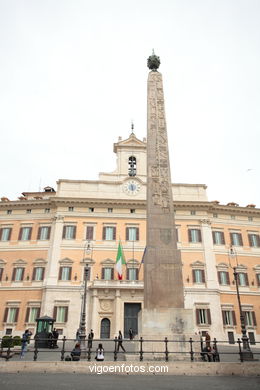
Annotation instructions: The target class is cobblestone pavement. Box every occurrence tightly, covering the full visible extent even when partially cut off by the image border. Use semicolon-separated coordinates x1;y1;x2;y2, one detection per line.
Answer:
0;373;260;390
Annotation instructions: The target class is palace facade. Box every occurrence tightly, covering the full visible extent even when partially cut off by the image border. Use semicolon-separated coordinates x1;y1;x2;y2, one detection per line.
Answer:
0;132;260;343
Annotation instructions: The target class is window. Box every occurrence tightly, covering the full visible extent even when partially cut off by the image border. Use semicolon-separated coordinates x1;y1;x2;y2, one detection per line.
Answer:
212;231;225;245
53;306;68;323
222;310;236;326
58;266;72;281
102;268;114;280
26;209;31;214
86;226;94;240
62;225;76;239
192;269;205;283
188;229;202;243
256;274;260;287
128;156;136;177
126;227;139;241
130;209;135;214
196;308;211;325
32;267;45;281
45;208;50;213
243;311;257;327
248;234;260;248
12;267;25;281
231;215;235;220
127;268;138;281
25;307;40;323
190;210;196;215
68;207;74;212
238;272;249;286
0;268;3;281
218;271;230;285
89;207;94;213
248;217;253;222
37;226;51;240
213;214;218;218
7;210;12;215
18;227;32;241
108;208;113;213
0;227;12;241
230;232;243;246
102;226;116;241
3;307;19;323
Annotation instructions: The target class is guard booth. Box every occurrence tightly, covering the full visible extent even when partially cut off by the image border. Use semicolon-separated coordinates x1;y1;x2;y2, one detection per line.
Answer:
35;315;55;348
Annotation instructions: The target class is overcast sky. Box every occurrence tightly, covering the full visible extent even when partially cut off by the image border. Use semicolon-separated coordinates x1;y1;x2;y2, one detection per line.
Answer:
0;0;259;207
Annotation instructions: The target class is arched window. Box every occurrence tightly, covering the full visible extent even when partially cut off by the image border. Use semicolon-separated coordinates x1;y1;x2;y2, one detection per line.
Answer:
128;156;136;177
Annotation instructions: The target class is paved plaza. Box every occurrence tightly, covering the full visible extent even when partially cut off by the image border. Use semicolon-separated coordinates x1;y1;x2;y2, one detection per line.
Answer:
0;373;260;390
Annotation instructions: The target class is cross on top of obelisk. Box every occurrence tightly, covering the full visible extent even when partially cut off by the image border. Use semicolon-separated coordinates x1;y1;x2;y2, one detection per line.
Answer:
147;49;160;71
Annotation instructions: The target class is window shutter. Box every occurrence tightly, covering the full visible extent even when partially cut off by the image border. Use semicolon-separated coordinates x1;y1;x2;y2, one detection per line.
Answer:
0;228;2;240
188;229;192;242
64;307;68;322
217;271;221;284
21;268;25;281
62;226;66;239
232;311;237;326
248;234;253;247
201;270;205;283
37;227;42;240
0;268;3;281
102;227;106;240
47;227;51;240
198;230;202;242
192;269;196;283
25;307;30;322
136;228;139;241
136;268;139;281
230;233;234;246
32;268;36;281
101;268;105;279
14;308;19;322
111;268;114;280
245;273;249;286
196;309;200;325
53;306;57;320
242;311;247;325
257;235;260;247
68;267;72;280
12;268;16;281
126;227;129;241
222;311;226;325
212;232;216;244
207;309;211;324
86;226;93;240
257;275;260;287
28;227;32;240
58;267;62;281
3;308;8;322
238;233;243;246
221;232;225;245
72;226;76;239
126;268;129;280
42;268;45;281
252;311;257;326
113;227;116;240
18;228;22;240
36;307;41;320
226;272;230;285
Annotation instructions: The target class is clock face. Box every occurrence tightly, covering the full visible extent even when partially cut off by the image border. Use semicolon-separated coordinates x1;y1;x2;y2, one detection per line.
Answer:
123;180;141;195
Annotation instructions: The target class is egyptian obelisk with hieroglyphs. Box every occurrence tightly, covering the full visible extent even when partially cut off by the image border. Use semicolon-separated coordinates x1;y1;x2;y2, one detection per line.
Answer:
139;53;194;347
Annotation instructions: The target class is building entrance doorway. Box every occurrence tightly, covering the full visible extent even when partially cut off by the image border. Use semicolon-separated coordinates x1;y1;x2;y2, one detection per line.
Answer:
124;303;141;338
100;318;110;339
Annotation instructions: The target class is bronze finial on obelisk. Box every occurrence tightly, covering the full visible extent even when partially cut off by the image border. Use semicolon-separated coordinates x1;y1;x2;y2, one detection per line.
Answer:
144;52;184;310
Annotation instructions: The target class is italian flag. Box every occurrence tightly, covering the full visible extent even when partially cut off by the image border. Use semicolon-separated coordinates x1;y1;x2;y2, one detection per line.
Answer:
115;241;126;280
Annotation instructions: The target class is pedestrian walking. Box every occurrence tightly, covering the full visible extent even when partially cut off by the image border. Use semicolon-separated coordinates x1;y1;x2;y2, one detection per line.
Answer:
20;329;32;358
117;330;126;352
95;343;104;361
87;332;93;349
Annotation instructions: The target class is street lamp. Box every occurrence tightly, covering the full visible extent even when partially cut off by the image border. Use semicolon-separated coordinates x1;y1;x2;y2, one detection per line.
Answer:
79;241;92;351
228;246;254;361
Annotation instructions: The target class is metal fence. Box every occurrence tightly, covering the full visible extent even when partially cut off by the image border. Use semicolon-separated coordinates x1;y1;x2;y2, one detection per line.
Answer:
0;336;259;362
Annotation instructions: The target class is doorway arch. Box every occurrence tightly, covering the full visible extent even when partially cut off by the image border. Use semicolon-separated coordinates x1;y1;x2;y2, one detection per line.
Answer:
100;318;111;339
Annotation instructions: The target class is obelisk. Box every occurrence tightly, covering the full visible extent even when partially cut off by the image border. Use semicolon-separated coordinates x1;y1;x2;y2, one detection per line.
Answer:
139;53;194;344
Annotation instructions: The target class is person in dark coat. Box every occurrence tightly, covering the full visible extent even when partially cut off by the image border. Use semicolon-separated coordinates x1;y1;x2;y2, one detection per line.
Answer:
117;330;126;352
71;342;81;361
52;328;59;348
129;328;134;340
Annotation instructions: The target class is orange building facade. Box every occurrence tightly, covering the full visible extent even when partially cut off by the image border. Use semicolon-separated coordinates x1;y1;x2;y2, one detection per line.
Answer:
0;133;259;343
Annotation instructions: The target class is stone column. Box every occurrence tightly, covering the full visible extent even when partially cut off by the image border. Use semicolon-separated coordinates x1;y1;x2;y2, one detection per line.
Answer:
114;289;121;336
